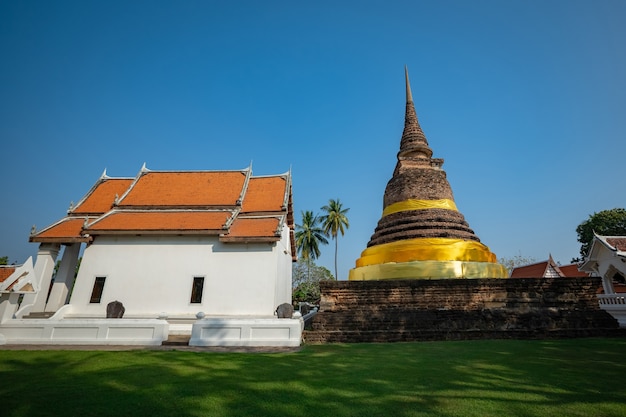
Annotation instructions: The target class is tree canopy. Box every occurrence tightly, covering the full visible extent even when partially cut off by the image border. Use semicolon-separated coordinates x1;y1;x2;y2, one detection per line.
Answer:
575;208;626;261
295;210;328;261
292;259;334;304
0;256;8;265
320;199;350;280
498;254;536;276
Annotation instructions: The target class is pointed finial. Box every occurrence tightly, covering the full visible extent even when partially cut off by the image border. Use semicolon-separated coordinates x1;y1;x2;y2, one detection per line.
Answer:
405;66;413;103
30;225;36;236
100;168;108;179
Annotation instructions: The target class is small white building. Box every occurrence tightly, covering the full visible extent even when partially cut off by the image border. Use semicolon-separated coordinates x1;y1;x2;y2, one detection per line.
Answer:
0;165;302;346
579;233;626;327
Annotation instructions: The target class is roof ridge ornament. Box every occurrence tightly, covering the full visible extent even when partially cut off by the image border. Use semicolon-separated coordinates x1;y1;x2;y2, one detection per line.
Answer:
100;168;109;179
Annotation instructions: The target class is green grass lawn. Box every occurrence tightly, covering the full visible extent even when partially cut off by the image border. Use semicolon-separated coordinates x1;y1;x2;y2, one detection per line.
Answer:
1;338;626;417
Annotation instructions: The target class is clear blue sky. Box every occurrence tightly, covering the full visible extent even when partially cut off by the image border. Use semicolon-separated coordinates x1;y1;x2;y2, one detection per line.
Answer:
1;1;625;280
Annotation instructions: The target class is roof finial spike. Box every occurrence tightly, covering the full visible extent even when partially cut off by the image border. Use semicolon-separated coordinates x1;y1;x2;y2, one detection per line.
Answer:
405;65;413;103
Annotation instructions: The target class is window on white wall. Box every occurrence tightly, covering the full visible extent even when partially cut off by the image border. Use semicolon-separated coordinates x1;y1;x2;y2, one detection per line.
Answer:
190;277;204;303
90;277;106;303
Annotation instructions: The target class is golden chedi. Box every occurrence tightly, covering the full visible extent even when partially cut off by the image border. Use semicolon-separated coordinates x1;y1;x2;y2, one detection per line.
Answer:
349;69;507;280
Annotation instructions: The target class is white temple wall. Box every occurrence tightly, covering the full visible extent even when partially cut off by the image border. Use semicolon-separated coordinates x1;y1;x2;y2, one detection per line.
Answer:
69;234;292;318
591;247;626;294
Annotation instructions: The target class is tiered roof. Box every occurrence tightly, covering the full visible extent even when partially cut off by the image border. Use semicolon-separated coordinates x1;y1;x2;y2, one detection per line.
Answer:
30;165;295;257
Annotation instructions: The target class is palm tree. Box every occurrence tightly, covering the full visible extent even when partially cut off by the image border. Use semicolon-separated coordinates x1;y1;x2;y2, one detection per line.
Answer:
320;199;350;280
295;210;329;280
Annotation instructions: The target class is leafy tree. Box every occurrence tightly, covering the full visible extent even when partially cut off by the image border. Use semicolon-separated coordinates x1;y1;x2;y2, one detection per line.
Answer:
498;254;537;276
292;259;334;304
0;256;8;265
295;210;328;279
575;208;626;261
320;199;350;280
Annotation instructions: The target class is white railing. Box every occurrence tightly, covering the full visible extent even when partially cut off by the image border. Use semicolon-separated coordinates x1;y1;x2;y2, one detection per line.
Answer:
598;294;626;305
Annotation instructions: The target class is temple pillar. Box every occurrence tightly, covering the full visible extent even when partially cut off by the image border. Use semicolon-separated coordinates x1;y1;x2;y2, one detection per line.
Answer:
22;243;60;311
0;293;21;323
45;243;81;312
601;273;615;294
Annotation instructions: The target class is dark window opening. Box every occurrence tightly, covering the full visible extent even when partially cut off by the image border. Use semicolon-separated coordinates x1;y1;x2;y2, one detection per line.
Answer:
190;277;204;304
90;277;106;303
612;271;626;285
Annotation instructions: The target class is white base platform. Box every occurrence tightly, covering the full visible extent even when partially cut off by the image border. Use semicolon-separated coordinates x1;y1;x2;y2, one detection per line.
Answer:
189;317;303;347
0;319;169;345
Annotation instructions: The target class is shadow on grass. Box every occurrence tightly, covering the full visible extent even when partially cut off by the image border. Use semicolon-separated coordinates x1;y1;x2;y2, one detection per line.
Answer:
1;338;626;417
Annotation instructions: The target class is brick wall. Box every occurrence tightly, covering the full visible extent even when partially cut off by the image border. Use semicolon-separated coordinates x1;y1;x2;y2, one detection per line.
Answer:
304;278;622;343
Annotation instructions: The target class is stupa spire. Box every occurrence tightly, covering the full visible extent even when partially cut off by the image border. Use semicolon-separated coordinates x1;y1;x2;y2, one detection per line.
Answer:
405;65;413;102
398;67;432;161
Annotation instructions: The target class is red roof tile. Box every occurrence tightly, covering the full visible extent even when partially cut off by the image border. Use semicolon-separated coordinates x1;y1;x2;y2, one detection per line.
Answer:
606;237;626;252
242;176;287;213
0;266;16;283
85;211;233;233
510;261;549;278
558;264;590;277
118;171;247;207
72;179;134;214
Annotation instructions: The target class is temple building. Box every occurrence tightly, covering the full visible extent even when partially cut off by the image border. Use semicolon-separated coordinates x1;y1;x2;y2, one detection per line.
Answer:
0;164;302;346
349;69;507;280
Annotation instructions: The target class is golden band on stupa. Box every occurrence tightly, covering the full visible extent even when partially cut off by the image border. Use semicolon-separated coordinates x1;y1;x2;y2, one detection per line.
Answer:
349;68;508;280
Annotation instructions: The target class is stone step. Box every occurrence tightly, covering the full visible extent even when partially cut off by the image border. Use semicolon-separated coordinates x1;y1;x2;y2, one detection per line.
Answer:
162;335;190;346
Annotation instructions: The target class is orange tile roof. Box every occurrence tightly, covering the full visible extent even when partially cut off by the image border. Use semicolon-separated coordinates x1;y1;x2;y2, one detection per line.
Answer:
30;167;294;253
227;217;281;237
242;176;287;213
118;171;247;207
30;217;92;242
85;211;234;233
0;266;16;283
72;178;134;214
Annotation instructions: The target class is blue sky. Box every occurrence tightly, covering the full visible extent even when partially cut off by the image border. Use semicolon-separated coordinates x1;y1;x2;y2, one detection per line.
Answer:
1;1;624;280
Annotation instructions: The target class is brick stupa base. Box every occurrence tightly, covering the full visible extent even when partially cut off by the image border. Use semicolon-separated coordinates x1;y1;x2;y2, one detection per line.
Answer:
303;278;624;343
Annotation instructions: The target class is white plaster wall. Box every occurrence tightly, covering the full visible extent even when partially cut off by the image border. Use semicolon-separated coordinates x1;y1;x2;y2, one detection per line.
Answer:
69;233;293;318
